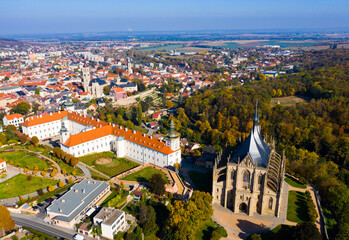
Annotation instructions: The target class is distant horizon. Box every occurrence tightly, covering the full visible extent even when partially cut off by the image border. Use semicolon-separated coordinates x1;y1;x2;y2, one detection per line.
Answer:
1;0;348;35
2;27;349;39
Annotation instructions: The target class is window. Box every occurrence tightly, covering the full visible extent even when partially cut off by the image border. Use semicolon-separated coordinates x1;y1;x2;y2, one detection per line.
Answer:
243;170;250;188
258;175;263;185
268;197;273;209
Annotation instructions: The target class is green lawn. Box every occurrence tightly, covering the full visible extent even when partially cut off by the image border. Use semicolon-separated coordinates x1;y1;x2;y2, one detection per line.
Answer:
94;158;139;177
260;224;293;240
287;191;309;223
194;220;227;240
0;174;59;199
189;170;212;193
134;125;148;134
285;177;307;189
0;151;48;170
121;166;169;183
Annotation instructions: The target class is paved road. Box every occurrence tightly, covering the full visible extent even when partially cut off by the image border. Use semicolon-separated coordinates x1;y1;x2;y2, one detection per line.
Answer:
77;163;91;178
11;213;76;240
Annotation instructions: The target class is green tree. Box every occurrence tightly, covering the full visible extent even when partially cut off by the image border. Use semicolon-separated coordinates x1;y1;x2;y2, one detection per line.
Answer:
11;102;31;115
31;136;39;146
149;173;166;196
103;85;111;95
137;104;143;126
35;88;40;95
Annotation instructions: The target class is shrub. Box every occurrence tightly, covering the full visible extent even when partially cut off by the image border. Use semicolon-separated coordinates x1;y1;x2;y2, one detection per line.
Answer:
38;188;44;196
50;172;56;177
59;181;64;188
41;171;46;176
27;175;32;181
62;169;67;175
68;177;74;184
48;185;54;192
24;168;29;173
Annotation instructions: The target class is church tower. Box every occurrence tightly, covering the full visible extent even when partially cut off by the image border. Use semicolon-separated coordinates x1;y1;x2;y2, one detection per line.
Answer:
127;58;133;74
82;67;90;92
166;119;180;151
59;120;69;144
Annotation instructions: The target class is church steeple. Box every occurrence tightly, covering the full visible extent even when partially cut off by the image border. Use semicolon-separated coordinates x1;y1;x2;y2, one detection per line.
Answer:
59;119;69;144
166;119;180;151
253;100;259;126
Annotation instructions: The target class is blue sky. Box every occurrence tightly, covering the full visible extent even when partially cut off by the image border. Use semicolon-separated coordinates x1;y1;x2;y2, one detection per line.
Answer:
0;0;348;34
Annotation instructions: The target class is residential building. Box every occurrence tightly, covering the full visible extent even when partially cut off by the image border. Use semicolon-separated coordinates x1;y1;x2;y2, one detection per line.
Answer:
94;207;127;239
0;159;6;173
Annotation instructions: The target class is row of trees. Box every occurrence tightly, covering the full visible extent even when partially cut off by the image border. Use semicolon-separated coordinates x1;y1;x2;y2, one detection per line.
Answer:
52;147;79;167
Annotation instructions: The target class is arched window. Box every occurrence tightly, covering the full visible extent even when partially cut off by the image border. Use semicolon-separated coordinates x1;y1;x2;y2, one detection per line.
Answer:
243;170;250;188
268;197;273;209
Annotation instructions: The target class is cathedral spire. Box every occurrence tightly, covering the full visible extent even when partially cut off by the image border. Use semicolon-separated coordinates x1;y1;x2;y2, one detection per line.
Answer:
253;100;259;126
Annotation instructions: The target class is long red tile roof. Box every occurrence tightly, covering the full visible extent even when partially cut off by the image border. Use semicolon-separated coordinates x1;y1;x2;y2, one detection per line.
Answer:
23;111;175;155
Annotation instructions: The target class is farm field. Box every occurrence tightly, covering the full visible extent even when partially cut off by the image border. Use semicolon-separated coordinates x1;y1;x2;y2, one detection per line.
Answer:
271;95;310;106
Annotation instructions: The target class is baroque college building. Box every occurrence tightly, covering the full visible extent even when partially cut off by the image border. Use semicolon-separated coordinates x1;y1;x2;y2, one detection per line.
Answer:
22;111;181;167
212;104;285;217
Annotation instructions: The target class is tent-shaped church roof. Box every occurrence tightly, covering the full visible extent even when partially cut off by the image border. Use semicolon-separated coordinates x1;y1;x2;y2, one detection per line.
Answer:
230;102;271;168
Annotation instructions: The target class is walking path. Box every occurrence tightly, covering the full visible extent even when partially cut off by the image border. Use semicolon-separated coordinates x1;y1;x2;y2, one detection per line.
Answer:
78;162;109;179
76;163;91;178
212;183;289;240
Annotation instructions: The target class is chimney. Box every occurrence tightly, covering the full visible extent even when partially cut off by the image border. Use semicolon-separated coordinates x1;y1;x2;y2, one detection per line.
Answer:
133;130;136;134
58;111;61;114
50;112;52;116
125;128;128;131
120;126;122;130
91;117;94;120
150;136;152;139
112;124;115;127
97;119;100;122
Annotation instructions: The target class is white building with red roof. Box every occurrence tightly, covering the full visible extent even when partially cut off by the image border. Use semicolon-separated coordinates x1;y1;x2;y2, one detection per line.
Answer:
22;111;181;167
3;113;24;127
0;159;6;173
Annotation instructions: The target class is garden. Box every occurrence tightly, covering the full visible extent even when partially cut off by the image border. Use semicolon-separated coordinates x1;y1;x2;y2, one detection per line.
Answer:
285;177;307;189
0;174;59;199
121;166;169;183
0;151;49;170
80;152;139;177
287;191;308;222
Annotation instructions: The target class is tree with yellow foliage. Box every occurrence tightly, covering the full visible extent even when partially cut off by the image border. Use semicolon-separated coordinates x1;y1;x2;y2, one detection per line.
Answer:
0;205;15;233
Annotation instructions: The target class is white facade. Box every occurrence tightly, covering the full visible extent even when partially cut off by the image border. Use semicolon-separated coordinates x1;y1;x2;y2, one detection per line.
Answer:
22;117;61;139
22;111;181;168
3;114;24;127
99;209;127;239
0;160;6;173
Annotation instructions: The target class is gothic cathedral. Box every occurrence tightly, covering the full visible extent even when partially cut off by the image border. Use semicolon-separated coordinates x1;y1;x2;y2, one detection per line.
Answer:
212;103;286;217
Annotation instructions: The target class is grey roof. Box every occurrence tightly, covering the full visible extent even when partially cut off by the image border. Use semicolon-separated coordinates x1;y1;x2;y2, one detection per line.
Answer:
89;78;106;87
46;179;109;223
230;103;270;168
102;209;124;226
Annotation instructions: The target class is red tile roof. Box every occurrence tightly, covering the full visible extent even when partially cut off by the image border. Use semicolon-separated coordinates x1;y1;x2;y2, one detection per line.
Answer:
4;113;23;121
